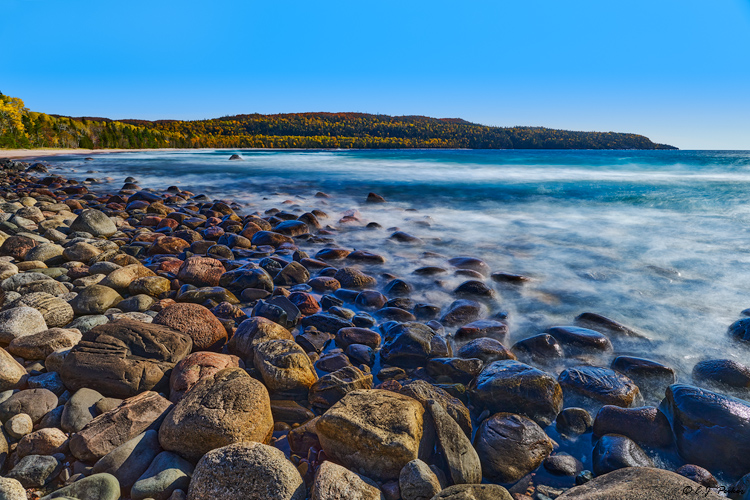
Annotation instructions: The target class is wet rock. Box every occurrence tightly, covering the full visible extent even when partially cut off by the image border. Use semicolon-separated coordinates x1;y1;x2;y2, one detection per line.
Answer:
159;367;274;462
429;399;481;484
390;231;423;245
431;484;512;500
474;412;553;483
454;320;508;343
400;459;440;500
544;326;612;354
301;312;355;334
660;384;750;478
426;357;483;384
336;327;381;350
675;464;718;489
6;454;61;488
311;460;384;500
728;317;750;342
270;399;315;425
253;339;318;396
92;429;161;491
316;389;425;481
470;360;562;426
8;327;81;360
453;280;494;299
188;441;305;499
593;405;672;447
62;387;103;433
288;291;321;315
59;318;192;398
176;256;224;287
39;472;121;500
0;388;57;423
355;290;388;310
70;209;117;237
558;366;641;409
440;300;484;327
400;380;472;437
131;450;194;500
0;306;48;344
251;230;294;247
511;333;565;363
456;338;515;365
447;257;490;277
381;322;436;368
274;261;311;286
557;467;722;500
544;453;584;476
574;312;647;339
556;407;593;436
169;351;242;403
227;317;293;365
592;434;653;475
69;391;173;462
692;359;750;389
334;267;377;289
610;356;676;398
309;365;373;410
309;276;341;292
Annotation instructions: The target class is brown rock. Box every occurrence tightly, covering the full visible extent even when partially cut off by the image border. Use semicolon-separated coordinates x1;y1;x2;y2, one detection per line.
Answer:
169;351;242;403
69;391;173;462
159;367;274;462
177;256;224;287
59;319;192;398
253;339;318;396
153;303;227;351
17;427;68;458
148;236;190;256
316;389;425;481
227;317;294;365
0;235;37;260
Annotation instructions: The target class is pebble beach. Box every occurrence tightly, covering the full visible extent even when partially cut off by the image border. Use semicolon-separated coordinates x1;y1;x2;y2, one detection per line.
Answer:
0;153;749;500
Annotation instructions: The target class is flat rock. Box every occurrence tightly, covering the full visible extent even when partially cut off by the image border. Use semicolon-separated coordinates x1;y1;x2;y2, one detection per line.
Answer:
0;388;57;423
92;429;161;491
8;292;74;327
428;400;481;485
59;318;192;398
429;484;512;500
8;327;81;360
69;391;173;462
559;366;641;409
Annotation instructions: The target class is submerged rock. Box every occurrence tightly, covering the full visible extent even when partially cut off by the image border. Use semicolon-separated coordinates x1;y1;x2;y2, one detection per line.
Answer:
558;365;641;409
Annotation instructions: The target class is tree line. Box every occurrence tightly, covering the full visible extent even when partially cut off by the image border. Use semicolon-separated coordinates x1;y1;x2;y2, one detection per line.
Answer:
0;93;676;150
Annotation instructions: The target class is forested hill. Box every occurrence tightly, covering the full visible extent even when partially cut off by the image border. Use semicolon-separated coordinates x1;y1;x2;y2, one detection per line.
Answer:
1;93;676;150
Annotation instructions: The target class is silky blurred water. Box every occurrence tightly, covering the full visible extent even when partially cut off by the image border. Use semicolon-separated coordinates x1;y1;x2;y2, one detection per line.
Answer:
43;149;750;382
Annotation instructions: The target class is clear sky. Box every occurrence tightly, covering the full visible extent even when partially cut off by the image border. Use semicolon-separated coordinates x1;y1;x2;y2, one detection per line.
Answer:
2;0;749;149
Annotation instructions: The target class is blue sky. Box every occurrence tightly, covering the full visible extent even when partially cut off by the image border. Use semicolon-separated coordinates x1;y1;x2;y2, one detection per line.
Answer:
2;0;749;149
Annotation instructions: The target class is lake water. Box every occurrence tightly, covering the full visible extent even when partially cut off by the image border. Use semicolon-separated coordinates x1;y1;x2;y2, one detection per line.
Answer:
43;149;750;386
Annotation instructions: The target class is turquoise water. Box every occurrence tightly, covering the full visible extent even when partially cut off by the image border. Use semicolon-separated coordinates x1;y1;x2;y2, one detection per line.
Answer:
44;149;750;382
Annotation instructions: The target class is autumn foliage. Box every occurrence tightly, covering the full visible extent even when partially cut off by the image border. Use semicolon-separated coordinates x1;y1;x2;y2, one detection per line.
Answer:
0;93;675;150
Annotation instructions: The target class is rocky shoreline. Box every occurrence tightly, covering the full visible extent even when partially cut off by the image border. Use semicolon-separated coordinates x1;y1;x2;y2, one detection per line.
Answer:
0;156;747;499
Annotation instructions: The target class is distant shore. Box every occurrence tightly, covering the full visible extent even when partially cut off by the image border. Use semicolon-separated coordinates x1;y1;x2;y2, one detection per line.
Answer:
0;148;185;160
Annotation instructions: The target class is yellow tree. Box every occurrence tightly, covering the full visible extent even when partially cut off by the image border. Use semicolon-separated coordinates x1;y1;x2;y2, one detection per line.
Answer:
0;93;29;147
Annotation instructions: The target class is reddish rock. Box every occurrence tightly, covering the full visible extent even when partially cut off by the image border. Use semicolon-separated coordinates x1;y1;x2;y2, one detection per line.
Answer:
240;222;262;239
308;276;341;292
153;302;228;351
134;233;163;243
148;236;190;255
141;216;162;227
0;235;37;260
151;298;177;312
176;256;225;287
169;351;243;402
288;292;321;315
156;218;179;230
157;259;183;274
69;391;173;462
